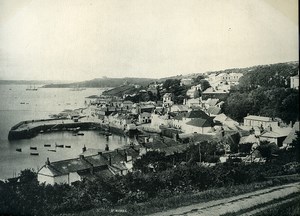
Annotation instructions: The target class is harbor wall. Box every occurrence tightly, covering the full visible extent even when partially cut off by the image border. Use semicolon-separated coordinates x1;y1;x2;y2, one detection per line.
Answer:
8;120;108;140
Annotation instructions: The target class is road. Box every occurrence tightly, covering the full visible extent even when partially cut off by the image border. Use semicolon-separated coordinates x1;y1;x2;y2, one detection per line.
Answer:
148;182;300;216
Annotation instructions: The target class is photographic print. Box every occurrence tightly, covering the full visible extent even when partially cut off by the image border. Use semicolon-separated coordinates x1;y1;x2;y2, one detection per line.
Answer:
0;0;299;215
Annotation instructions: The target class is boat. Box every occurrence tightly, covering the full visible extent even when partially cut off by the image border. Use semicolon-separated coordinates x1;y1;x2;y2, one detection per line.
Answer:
20;102;25;104
16;148;22;152
99;131;112;136
77;132;84;136
30;152;39;156
40;130;44;134
44;144;51;147
65;145;71;148
48;149;56;152
55;144;64;148
26;85;38;91
30;147;37;150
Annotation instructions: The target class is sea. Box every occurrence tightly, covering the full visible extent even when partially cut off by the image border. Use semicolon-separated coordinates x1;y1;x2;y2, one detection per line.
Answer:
0;85;131;180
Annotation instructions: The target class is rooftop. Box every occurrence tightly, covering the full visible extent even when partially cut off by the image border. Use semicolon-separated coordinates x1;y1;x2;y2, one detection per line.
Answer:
244;115;274;122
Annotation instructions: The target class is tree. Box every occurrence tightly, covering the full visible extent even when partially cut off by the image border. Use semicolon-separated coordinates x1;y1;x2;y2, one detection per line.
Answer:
291;131;300;162
257;141;279;162
199;79;211;91
192;75;205;84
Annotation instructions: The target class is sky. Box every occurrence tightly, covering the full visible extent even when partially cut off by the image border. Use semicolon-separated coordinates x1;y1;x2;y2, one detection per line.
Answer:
0;0;298;81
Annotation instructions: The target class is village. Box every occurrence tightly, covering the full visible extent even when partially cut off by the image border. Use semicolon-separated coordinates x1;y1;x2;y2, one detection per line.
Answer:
37;71;300;185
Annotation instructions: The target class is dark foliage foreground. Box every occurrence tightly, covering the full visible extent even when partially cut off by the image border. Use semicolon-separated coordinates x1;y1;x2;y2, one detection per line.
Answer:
1;160;299;216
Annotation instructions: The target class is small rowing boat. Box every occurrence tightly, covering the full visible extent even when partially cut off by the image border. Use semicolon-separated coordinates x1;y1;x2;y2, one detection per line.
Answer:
30;152;39;156
48;149;56;152
16;148;22;152
30;147;37;150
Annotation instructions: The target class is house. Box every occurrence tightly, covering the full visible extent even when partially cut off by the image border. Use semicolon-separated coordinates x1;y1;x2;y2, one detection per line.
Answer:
214;113;239;130
206;106;222;117
259;126;292;147
186;87;199;99
110;98;123;107
37;155;109;185
290;74;299;89
182;118;214;134
180;78;193;86
201;87;229;100
243;115;279;129
122;101;134;110
216;73;243;83
163;93;174;107
138;112;152;124
239;134;259;144
106;113;135;129
147;86;158;95
283;122;300;147
133;103;156;114
185;98;201;108
170;104;189;113
150;113;172;130
172;110;214;134
38;145;141;185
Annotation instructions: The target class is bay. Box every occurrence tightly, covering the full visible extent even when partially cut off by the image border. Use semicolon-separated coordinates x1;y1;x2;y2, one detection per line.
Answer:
0;84;130;180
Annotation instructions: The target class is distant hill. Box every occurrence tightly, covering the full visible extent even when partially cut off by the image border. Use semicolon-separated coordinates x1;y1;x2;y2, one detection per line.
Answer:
42;77;156;88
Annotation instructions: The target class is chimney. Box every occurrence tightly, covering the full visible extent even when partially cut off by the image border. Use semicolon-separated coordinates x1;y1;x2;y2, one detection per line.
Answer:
45;157;50;166
82;145;87;153
98;151;102;155
105;144;109;151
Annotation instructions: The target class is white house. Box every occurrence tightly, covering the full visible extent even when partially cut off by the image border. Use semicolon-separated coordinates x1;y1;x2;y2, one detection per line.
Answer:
290;74;299;89
186;86;199;99
163;93;174;107
138;112;152;124
37;156;105;185
180;78;193;86
150;113;171;130
172;110;214;134
244;115;279;129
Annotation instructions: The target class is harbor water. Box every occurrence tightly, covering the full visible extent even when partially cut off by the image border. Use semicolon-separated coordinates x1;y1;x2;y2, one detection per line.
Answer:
0;85;131;180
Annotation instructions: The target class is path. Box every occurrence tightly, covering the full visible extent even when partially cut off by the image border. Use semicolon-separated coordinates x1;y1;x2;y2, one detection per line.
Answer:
148;182;300;216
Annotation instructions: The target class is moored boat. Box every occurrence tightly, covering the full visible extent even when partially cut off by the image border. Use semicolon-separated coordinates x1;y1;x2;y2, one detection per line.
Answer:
30;152;39;156
30;146;37;150
55;144;64;148
48;149;56;152
65;145;71;148
44;144;51;147
16;148;22;152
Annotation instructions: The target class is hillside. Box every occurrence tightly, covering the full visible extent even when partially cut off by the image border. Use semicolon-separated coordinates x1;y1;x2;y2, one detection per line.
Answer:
102;85;138;97
42;77;156;88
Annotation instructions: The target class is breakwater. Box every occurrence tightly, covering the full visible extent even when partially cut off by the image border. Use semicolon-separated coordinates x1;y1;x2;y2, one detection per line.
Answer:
8;118;108;140
8;118;138;140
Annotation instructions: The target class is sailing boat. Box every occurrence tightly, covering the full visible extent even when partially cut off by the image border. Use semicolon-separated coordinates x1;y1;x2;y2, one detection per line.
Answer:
26;84;38;91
